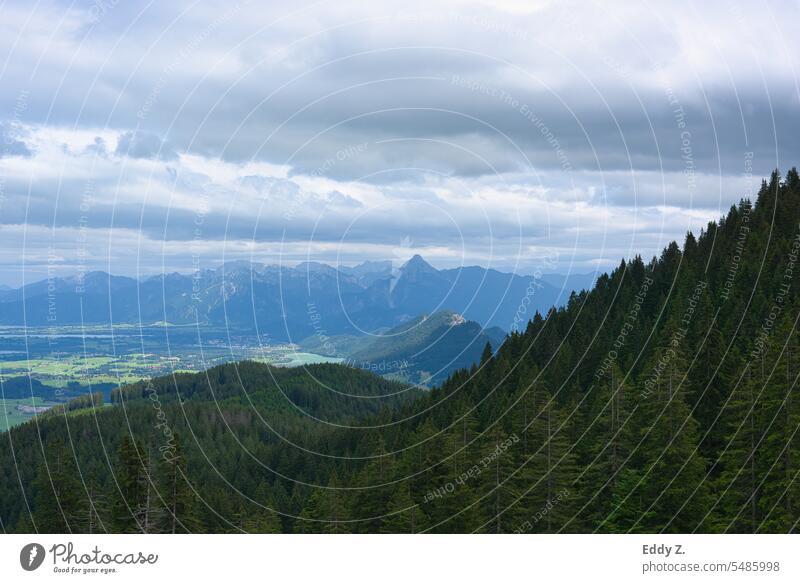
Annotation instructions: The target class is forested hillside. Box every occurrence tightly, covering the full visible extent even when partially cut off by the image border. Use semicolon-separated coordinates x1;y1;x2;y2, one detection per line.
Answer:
2;169;800;533
302;310;506;385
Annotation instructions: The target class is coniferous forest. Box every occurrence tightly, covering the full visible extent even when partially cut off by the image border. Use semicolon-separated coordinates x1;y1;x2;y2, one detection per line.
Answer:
2;169;800;534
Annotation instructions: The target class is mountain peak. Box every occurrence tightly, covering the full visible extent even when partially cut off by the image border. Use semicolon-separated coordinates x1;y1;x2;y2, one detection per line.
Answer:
402;254;436;273
296;261;338;275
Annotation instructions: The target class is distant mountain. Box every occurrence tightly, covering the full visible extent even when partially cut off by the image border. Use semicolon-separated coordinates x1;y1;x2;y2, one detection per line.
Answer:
337;260;393;287
299;332;374;356
350;311;505;385
0;256;573;339
301;310;505;385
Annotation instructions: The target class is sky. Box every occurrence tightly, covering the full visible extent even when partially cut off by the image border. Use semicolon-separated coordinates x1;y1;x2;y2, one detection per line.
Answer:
0;0;798;286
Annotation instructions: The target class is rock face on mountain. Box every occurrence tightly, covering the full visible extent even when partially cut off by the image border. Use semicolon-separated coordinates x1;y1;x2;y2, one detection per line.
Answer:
0;256;581;339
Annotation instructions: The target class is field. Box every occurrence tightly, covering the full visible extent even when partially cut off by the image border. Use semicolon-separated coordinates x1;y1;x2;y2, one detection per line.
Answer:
1;350;342;388
0;397;59;432
0;354;191;387
0;325;343;431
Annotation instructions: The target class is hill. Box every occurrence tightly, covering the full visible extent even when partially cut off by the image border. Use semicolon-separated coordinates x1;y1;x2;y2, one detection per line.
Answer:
299;310;505;385
345;311;505;385
0;360;422;533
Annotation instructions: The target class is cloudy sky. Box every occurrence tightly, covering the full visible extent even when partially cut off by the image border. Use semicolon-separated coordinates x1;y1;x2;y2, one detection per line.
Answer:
0;0;797;286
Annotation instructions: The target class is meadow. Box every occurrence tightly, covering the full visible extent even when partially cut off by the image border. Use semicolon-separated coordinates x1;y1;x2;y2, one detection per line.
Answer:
0;397;59;432
0;325;342;431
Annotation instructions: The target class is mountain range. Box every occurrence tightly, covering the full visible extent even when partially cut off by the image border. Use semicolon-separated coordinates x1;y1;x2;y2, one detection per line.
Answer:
0;256;595;341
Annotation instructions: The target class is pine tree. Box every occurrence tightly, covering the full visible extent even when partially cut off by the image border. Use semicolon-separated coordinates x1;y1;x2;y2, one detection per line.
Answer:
239;489;282;534
577;363;634;531
603;468;654;533
156;435;200;533
630;345;712;533
508;386;578;533
715;363;764;533
754;316;800;532
112;436;150;533
32;440;82;533
380;483;418;533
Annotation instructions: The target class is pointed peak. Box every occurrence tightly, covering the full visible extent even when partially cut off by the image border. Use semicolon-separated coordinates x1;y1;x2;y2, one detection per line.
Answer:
402;254;435;272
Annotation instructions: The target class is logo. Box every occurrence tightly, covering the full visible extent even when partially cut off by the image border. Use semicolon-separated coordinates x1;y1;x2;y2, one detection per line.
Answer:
20;543;46;571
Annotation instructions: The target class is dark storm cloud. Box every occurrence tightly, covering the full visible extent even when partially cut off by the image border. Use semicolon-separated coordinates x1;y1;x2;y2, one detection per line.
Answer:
1;1;797;183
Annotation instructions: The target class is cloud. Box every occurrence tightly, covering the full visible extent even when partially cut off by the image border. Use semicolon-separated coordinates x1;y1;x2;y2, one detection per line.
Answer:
0;0;796;283
0;123;33;157
0;122;722;286
83;136;109;157
0;1;796;177
115;130;177;160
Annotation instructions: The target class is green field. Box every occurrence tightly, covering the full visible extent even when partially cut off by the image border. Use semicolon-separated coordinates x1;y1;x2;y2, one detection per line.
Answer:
1;349;342;387
1;354;149;378
0;354;186;388
263;352;343;367
0;345;344;432
0;397;59;432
